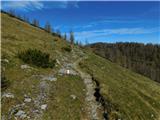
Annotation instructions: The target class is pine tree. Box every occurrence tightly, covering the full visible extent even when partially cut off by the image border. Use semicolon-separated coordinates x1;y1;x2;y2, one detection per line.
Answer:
56;29;61;37
9;9;15;17
70;31;74;45
45;22;52;33
33;19;39;27
64;33;67;40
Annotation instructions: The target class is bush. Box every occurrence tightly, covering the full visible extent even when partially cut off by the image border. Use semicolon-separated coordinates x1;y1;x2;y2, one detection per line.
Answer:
18;49;55;68
62;46;72;52
1;72;10;91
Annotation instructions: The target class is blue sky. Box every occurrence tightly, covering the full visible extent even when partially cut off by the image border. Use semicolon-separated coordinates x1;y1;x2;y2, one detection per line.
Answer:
1;1;160;44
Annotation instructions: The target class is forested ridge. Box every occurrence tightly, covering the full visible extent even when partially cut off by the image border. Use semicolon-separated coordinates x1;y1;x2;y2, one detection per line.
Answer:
88;42;160;83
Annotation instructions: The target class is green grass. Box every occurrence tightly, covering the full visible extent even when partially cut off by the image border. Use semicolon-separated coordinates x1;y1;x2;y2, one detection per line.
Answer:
79;52;160;120
1;13;67;58
42;75;86;120
2;12;160;120
1;12;86;119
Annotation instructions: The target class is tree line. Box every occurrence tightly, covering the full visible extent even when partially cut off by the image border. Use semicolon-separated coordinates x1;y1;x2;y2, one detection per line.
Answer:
88;42;160;83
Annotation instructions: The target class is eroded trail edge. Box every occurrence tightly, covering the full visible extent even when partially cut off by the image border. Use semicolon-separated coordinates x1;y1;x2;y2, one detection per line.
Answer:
73;56;108;120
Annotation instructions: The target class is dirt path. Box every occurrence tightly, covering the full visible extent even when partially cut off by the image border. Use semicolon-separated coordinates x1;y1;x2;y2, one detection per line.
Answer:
73;56;101;120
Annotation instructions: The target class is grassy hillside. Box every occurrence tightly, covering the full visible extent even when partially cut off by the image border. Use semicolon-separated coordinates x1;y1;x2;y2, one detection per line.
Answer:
88;42;160;83
1;12;160;120
1;12;67;57
1;12;86;119
79;52;160;120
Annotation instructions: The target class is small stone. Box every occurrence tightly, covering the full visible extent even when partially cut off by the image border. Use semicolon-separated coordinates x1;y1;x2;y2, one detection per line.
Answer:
24;98;31;103
33;109;39;113
15;110;26;118
21;103;25;106
2;59;9;63
2;93;14;98
70;94;76;100
151;114;154;117
24;94;28;97
21;65;31;69
42;76;57;81
41;104;47;110
59;68;77;75
27;116;31;119
67;70;70;74
56;59;61;65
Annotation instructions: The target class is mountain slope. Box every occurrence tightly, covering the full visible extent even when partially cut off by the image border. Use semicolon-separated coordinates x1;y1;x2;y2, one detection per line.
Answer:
79;52;160;120
1;12;87;120
88;42;160;83
1;12;160;120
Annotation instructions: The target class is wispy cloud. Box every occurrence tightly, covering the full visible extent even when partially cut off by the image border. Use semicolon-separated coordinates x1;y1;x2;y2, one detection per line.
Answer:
73;18;145;30
75;27;159;39
1;1;44;11
45;1;79;9
1;1;79;12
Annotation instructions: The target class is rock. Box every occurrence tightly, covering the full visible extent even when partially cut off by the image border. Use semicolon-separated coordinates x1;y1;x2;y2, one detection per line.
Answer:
151;114;154;118
24;98;31;103
33;109;39;113
41;104;47;110
70;94;76;100
20;64;31;69
2;93;14;98
42;76;57;82
69;69;78;75
64;63;73;68
56;59;61;65
67;70;70;74
59;68;66;75
1;115;5;120
59;68;77;75
27;116;31;119
2;59;9;63
21;103;25;106
15;110;26;118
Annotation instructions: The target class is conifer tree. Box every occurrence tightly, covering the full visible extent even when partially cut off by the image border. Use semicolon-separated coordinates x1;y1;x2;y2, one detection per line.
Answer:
45;22;52;33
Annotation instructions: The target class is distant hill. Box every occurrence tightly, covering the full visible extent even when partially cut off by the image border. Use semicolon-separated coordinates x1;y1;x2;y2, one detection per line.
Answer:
1;12;160;120
88;42;160;83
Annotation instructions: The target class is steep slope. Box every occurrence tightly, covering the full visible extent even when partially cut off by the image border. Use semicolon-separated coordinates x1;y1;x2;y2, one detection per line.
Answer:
79;52;160;120
1;12;87;120
88;42;160;83
1;12;160;120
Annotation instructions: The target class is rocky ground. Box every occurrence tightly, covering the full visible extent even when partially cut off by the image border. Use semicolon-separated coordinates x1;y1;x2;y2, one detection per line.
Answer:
73;57;102;120
2;48;104;120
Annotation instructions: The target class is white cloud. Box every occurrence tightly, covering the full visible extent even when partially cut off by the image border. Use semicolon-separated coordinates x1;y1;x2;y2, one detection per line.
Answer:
73;19;143;30
75;27;159;39
2;1;44;11
47;1;79;9
1;1;79;11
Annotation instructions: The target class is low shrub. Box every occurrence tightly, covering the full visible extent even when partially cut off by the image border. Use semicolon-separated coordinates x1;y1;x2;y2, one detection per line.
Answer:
1;72;10;91
62;46;72;52
18;49;55;68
